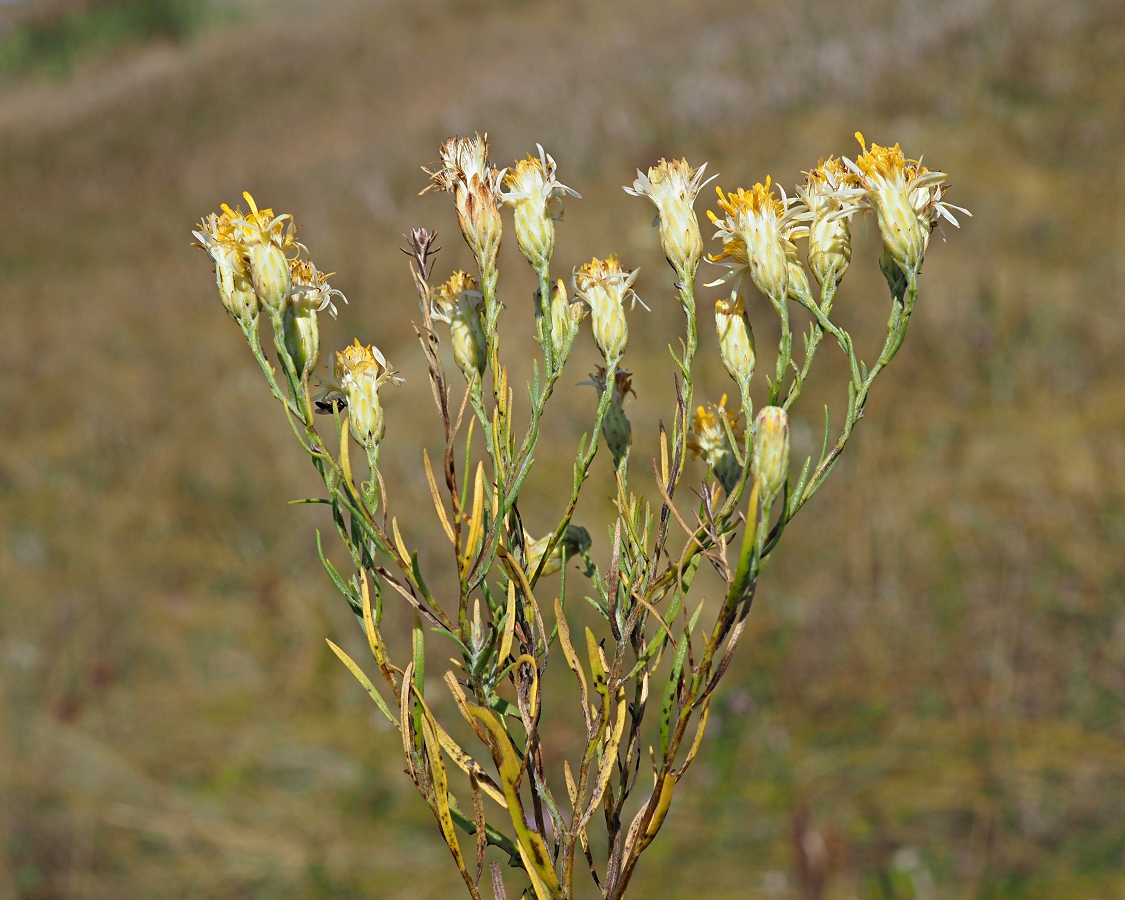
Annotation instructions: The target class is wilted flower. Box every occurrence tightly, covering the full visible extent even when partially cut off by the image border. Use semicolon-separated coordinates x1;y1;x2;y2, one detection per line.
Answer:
573;255;641;363
688;396;744;493
708;178;808;306
431;271;487;381
585;366;636;468
714;292;756;395
844;133;969;276
424;135;505;282
795;156;858;289
333;340;403;450
624;158;713;287
501;144;579;272
525;525;592;577
193;208;258;325
751;406;790;503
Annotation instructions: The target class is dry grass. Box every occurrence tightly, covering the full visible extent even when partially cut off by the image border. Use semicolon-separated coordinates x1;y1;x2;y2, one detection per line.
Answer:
1;0;1124;897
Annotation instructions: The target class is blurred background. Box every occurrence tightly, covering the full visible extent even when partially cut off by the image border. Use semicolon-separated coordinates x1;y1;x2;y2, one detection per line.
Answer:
1;0;1124;897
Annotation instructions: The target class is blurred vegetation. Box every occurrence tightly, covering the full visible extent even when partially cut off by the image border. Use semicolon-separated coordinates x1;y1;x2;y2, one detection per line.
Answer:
0;0;1123;898
0;0;218;82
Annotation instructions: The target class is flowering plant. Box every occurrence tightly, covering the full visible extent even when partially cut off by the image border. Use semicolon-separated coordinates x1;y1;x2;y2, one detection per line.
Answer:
194;132;965;900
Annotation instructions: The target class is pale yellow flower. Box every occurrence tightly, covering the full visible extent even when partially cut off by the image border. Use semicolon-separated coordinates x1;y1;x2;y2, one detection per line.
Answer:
624;158;713;286
228;192;300;312
573;255;641;363
844;133;969;275
707;178;808;305
193;208;258;324
689;396;743;460
501;144;579;272
795;156;858;288
430;271;487;382
333;340;403;449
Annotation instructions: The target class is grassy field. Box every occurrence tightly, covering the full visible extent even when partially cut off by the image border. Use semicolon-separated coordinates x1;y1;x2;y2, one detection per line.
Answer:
1;0;1124;897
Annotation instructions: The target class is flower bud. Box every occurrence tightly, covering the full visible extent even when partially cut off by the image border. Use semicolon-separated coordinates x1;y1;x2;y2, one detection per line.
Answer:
786;247;813;304
624;158;709;286
714;293;756;395
574;256;640;364
283;300;319;379
751;406;790;502
548;278;578;362
502;145;579;273
586;367;635;468
333;340;403;451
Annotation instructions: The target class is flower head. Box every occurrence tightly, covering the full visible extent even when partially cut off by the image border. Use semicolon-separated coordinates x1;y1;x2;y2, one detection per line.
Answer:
844;133;969;276
229;192;300;312
280;261;346;379
708;178;808;306
624;158;713;286
333;340;403;450
501;144;579;272
795;156;859;288
430;271;487;382
573;255;641;363
689;396;744;493
193;208;258;324
424;135;505;281
289;259;346;318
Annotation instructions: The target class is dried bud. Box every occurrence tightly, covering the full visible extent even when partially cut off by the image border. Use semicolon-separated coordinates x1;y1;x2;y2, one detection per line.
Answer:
714;292;756;395
688;396;745;494
333;340;403;450
708;178;806;306
425;135;504;283
797;157;856;289
624;158;710;287
845;133;968;277
525;525;592;577
432;271;487;382
586;367;635;468
751;406;790;503
574;255;640;364
501;145;579;273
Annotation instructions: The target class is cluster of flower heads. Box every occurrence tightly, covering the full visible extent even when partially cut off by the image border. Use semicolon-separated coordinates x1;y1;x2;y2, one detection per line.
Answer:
198;132;965;495
194;192;400;453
